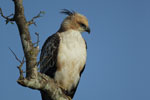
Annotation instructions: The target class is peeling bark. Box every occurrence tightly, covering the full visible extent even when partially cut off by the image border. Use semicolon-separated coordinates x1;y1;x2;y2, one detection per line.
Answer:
1;0;71;100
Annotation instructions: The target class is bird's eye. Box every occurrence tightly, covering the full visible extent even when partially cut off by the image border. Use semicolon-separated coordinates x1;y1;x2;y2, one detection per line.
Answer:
79;23;86;29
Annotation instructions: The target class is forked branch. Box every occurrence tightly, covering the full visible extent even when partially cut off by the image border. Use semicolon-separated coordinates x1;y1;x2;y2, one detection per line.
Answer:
27;11;45;26
0;8;14;24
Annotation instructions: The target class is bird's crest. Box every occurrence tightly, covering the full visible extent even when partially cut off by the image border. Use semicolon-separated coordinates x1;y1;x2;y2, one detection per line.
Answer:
60;9;76;16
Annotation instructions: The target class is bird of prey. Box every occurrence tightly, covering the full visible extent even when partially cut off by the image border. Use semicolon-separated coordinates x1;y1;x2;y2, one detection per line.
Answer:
40;9;90;100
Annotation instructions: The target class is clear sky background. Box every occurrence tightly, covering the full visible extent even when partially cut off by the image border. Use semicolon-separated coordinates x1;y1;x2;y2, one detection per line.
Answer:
0;0;150;100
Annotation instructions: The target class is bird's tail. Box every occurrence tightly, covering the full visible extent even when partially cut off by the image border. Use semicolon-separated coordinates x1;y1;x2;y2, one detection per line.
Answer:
40;91;52;100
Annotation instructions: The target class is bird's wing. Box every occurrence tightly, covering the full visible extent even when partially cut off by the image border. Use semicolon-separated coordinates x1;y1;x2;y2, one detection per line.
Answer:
40;33;60;78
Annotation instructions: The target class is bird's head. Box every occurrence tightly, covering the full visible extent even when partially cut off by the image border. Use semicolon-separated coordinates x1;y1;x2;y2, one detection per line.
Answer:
59;9;90;34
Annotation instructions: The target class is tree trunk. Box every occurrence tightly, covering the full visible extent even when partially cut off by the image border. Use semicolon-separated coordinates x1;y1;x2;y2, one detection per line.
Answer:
0;0;71;100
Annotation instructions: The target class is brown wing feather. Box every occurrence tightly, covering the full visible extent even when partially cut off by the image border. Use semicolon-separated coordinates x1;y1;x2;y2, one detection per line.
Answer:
40;33;60;78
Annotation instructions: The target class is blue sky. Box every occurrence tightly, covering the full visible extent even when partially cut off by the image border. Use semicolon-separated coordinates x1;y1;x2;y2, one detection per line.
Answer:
0;0;150;100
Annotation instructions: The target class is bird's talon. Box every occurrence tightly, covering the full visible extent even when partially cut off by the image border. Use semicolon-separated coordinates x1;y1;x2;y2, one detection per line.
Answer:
67;96;72;100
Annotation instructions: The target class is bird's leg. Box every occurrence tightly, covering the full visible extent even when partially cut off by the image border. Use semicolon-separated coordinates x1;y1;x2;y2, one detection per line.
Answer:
66;96;72;100
55;81;67;93
59;87;72;100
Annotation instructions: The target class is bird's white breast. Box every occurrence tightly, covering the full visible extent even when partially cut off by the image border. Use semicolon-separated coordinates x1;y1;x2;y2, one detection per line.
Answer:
55;30;87;91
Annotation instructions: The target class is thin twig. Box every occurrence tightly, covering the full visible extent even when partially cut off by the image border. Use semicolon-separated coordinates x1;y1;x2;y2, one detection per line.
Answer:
9;47;22;63
17;57;25;80
27;11;45;26
0;8;14;24
33;32;40;47
9;47;25;79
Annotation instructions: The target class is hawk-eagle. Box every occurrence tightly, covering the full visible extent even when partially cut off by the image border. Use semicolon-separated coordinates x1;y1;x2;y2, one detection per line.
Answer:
40;9;90;100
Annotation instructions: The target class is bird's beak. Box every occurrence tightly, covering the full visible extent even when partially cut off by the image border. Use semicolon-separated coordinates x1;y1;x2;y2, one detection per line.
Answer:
86;27;91;34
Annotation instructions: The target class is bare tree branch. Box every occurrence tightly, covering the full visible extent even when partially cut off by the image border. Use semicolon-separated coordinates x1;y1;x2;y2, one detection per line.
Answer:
0;8;14;24
27;11;45;26
9;47;22;63
1;0;71;100
17;57;25;80
9;47;25;80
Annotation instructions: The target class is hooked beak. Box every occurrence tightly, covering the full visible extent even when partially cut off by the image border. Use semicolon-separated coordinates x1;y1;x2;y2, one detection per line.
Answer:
86;27;91;34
